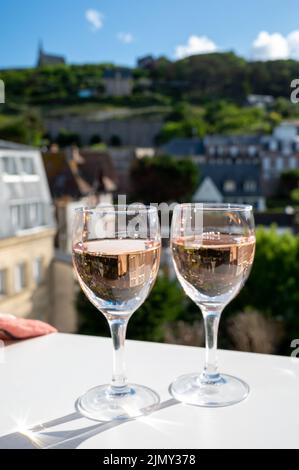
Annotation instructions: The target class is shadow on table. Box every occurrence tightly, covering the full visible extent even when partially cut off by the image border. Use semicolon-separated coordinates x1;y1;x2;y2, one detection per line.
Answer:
0;399;179;449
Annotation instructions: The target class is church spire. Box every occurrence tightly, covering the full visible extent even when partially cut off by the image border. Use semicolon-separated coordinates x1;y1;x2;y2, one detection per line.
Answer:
38;39;43;56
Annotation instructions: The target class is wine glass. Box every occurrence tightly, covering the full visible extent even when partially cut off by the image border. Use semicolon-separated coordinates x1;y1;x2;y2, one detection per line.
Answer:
170;203;255;407
72;205;161;421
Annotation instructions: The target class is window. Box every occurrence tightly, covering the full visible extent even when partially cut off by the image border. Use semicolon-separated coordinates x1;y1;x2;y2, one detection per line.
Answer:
289;157;297;169
276;157;284;171
248;146;256;156
10;205;23;230
263;157;270;170
223;180;236;192
28;203;43;227
33;257;43;285
0;270;7;296
244;180;257;192
21;157;35;175
15;263;26;293
230;146;239;157
2;157;17;175
282;143;291;155
269;140;278;152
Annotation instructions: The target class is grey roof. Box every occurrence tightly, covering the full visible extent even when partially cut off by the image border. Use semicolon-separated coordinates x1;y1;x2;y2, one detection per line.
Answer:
103;68;133;79
204;135;261;146
200;162;262;197
0;140;35;151
161;138;204;157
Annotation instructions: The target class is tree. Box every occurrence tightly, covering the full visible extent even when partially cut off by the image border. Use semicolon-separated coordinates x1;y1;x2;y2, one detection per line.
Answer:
89;134;102;145
130;155;199;203
56;129;81;147
128;274;185;342
0;110;44;145
109;135;122;147
278;170;299;199
205;101;275;135
291;188;299;204
227;227;299;353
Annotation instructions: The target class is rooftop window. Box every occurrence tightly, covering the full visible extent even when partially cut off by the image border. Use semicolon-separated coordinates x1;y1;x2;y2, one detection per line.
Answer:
223;180;236;192
21;157;35;175
2;156;18;175
244;180;257;192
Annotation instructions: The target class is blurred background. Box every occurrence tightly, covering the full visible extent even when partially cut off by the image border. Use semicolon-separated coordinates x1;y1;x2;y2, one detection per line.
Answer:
0;0;299;356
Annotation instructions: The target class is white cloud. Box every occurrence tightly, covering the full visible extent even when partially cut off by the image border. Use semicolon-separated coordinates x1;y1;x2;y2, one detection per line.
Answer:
117;32;134;44
287;31;299;59
85;9;104;32
251;30;299;61
175;35;218;59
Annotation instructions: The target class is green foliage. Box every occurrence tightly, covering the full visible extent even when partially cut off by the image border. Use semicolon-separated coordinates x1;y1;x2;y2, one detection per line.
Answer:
0;110;44;145
109;135;122;147
150;52;299;103
205;101;278;134
2;53;299;110
130;155;199;203
227;227;299;352
279;170;299;198
157;111;207;143
273;97;299;119
55;129;81;147
128;274;185;342
0;64;109;106
291;188;299;204
89;134;102;145
158;101;281;143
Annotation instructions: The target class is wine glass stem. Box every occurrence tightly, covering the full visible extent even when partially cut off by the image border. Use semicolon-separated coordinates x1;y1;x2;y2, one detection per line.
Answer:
201;310;222;384
109;318;129;393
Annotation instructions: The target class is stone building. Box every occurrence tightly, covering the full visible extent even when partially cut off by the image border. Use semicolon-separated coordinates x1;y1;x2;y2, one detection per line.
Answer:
36;42;66;67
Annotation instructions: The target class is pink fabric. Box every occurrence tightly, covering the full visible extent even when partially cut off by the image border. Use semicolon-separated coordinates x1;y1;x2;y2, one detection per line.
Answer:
0;314;57;340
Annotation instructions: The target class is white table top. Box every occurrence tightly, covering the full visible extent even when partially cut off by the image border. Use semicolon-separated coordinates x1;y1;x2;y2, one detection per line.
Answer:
0;333;298;449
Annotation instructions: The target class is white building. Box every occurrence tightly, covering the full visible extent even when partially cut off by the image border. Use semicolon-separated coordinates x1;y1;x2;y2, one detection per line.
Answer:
0;141;55;321
0;141;54;238
261;121;299;195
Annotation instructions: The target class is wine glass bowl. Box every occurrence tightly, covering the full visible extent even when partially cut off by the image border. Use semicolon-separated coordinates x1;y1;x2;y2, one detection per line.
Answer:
170;203;255;407
72;205;161;421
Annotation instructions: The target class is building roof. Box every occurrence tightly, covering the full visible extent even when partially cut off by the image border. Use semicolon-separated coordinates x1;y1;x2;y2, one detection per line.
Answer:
204;135;261;146
199;162;262;197
0;140;35;151
42;147;118;199
193;177;223;203
103;68;133;79
161;138;204;157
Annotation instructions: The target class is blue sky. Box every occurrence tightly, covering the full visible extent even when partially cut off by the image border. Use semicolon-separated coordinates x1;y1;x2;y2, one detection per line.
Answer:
1;0;299;68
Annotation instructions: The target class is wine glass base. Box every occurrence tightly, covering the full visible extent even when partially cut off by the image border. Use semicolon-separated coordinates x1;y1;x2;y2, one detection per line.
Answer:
169;373;249;408
76;384;160;422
